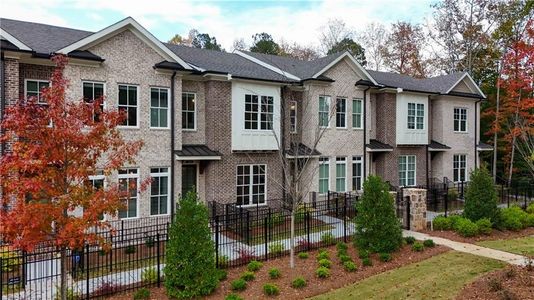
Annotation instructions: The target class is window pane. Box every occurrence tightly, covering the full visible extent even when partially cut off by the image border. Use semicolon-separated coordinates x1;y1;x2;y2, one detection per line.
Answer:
151;90;159;107
119;86;128;105
160;109;168;127
27;81;38;93
151;108;159;127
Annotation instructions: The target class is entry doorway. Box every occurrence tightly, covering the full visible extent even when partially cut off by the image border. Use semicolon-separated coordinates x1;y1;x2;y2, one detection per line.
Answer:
182;164;197;197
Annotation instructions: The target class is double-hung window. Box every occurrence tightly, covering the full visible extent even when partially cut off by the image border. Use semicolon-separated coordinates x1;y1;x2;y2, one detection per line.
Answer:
289;101;297;133
352;156;363;191
335;157;346;192
336;98;346;128
244;94;273;130
352;98;363;129
150;167;169;215
237;165;266;206
118;168;139;219
89;170;105;220
454;108;467;132
398;155;416;186
453;154;467;182
118;85;138;127
318;157;330;194
260;96;274;130
25;79;50;104
150;88;169;128
318;96;330;128
83;81;105;122
182;92;196;130
407;103;424;129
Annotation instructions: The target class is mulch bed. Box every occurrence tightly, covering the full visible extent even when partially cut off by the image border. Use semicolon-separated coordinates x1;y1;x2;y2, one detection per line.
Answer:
107;242;449;299
456;265;534;300
421;227;534;244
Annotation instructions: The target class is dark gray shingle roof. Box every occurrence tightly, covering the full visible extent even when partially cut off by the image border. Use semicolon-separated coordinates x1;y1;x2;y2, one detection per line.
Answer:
285;143;321;157
175;145;221;157
428;140;451;151
366;139;393;151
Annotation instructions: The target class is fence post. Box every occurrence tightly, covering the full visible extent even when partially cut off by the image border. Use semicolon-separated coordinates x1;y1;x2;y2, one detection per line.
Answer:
21;250;26;289
1;257;3;300
444;188;448;217
343;196;347;243
214;216;219;269
86;244;90;299
156;233;161;287
306;211;311;251
121;220;124;242
245;211;250;245
335;196;339;218
264;217;268;260
268;208;272;241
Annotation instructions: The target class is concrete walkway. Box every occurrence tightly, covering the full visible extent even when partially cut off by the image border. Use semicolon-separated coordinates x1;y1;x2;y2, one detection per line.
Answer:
403;230;528;266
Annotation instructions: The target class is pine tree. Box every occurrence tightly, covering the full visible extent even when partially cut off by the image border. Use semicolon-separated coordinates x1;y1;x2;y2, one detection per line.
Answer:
164;191;219;298
464;167;499;222
354;176;403;253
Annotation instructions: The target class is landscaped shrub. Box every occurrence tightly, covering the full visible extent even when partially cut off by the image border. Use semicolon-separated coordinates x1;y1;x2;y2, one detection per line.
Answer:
231;279;247;291
455;218;479;237
404;236;416;244
423;239;435;248
124;245;136;255
343;261;358;272
318;258;332;268
362;258;372;266
354;176;403;253
527;203;534;215
449;215;464;230
235;247;256;264
241;271;255;281
297;252;309;259
141;267;158;284
268;268;281;279
218;255;229;268
336;242;349;252
378;253;392;262
225;293;243;300
500;206;529;230
268;242;285;255
133;288;150;300
317;250;330;260
432;216;452;231
464;167;499;222
476;218;493;235
358;249;370;259
339;254;352;263
247;260;263;272
316;266;330;278
268;212;284;228
337;249;348;257
526;214;534;227
216;269;228;281
291;277;307;288
412;242;424;252
164;191;219;299
295;204;311;224
263;283;280;296
320;232;336;245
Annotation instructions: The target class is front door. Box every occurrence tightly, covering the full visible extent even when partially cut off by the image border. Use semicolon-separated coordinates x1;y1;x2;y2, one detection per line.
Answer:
182;164;197;197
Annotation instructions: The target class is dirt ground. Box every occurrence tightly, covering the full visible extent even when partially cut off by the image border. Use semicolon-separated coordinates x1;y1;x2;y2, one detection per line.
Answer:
421;226;534;243
108;243;448;299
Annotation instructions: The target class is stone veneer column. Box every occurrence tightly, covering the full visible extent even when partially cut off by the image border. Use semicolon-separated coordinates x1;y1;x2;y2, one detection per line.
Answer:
403;188;427;231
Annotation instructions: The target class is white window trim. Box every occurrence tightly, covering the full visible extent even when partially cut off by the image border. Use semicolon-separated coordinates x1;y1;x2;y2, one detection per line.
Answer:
352;98;363;130
318;157;330;195
352;156;363;191
88;171;107;221
243;94;274;132
24;79;50;104
407;102;425;130
398;155;417;187
82;81;107;118
150;167;171;216
117;168;140;219
335;157;347;192
453;107;468;133
319;95;331;129
453;154;467;182
117;84;140;129
150;87;171;130
182;92;197;131
236;164;268;207
289;100;297;134
336;98;347;129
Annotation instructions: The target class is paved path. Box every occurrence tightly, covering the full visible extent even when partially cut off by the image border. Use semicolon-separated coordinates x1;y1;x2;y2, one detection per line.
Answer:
403;230;528;266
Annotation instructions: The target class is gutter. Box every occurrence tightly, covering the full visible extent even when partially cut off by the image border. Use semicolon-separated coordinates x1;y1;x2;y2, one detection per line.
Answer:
170;71;177;221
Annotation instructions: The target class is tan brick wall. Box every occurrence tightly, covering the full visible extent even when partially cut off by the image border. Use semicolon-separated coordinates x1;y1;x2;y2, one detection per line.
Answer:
182;80;206;145
18;63;54;100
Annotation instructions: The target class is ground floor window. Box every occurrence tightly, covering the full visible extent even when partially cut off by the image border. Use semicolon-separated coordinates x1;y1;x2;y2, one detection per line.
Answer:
118;168;138;218
237;164;266;206
352;156;363;191
150;167;169;215
336;157;346;192
453;154;467;182
319;157;329;194
89;170;105;220
398;155;416;186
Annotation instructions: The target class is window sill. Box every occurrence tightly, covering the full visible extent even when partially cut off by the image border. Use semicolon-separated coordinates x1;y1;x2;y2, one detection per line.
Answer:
182;129;198;132
237;203;268;208
352;128;363;131
118;126;140;130
150;127;171;131
453;131;469;134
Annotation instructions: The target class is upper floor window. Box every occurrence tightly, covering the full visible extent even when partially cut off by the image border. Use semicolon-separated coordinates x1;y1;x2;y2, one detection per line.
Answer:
150;88;169;129
407;103;424;130
83;81;105;122
289;101;297;133
118;168;139;219
318;157;329;194
335;157;346;192
398;155;416;186
453;154;466;182
182;92;196;130
118;85;138;127
318;96;330;128
25;79;49;104
336;98;346;128
236;164;266;206
150;167;169;215
352;99;363;129
454;107;467;132
244;94;273;130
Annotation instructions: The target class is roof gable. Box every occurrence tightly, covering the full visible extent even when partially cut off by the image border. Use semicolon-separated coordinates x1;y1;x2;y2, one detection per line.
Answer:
313;52;378;85
446;73;486;98
0;28;32;51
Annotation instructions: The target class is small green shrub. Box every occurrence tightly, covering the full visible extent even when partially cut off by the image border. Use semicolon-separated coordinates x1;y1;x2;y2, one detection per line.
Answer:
320;232;336;245
225;294;243;300
216;269;228;281
476;218;493;235
336;242;348;252
343;261;358;272
141;267;158;284
218;255;229;268
358;249;370;259
124;245;136;255
268;268;281;279
432;216;452;231
339;254;352;263
316;266;330;278
404;236;416;244
449;215;463;230
455;218;479;237
500;206;528;231
317;251;330;260
412;242;424;252
240;271;255;281
464;167;499;222
133;288;150;300
362;258;372;266
526;203;534;214
268;242;285;255
268;213;284;228
297;252;309;259
291;276;307;288
263;283;279;296
318;258;332;268
230;279;247;291
423;239;435;248
378;253;392;262
247;260;263;272
526;214;534;227
337;249;348;257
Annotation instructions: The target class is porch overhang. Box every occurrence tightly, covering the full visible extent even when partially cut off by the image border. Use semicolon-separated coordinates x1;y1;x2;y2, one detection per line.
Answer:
477;142;493;151
366;139;393;152
285;142;321;159
175;145;222;161
428;140;451;152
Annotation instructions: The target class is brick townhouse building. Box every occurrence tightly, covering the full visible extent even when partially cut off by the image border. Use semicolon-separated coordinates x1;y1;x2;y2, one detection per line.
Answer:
0;17;491;219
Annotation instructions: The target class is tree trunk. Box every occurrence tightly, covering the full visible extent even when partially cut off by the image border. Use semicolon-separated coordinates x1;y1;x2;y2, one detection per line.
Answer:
290;212;295;269
60;247;67;300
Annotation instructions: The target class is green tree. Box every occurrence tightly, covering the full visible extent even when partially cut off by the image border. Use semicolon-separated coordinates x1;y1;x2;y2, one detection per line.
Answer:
164;191;219;298
464;167;499;222
354;176;403;253
327;37;367;66
192;33;223;51
250;33;281;55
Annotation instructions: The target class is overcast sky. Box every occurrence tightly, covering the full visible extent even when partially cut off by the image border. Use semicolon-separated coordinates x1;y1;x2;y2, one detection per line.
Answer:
1;0;437;50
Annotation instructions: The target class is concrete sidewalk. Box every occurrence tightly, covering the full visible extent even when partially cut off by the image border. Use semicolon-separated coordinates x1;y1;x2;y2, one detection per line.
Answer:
403;230;529;266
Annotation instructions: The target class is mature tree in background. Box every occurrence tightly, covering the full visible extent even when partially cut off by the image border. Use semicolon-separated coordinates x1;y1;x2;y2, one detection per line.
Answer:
192;33;223;51
250;32;281;55
279;39;320;60
318;18;354;55
327;37;367;66
382;21;428;78
232;38;247;51
0;56;144;299
168;34;184;45
358;22;387;71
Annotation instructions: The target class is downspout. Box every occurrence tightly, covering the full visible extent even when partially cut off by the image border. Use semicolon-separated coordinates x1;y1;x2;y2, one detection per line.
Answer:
170;71;177;221
280;86;286;202
474;99;482;169
362;87;370;179
426;95;431;186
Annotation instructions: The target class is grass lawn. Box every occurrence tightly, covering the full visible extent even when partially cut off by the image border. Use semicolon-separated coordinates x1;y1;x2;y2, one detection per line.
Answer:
476;236;534;255
312;251;505;300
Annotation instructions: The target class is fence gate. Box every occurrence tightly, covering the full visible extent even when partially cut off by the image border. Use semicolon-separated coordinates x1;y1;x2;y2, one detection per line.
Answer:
395;189;410;229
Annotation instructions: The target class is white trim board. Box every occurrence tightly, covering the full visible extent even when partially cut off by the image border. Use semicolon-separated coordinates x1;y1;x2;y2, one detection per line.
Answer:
312;52;378;85
0;28;32;51
234;50;301;81
446;73;486;98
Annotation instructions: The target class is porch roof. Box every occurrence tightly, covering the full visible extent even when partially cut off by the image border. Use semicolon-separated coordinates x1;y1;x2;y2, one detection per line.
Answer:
428;140;451;152
175;144;222;160
366;139;393;152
